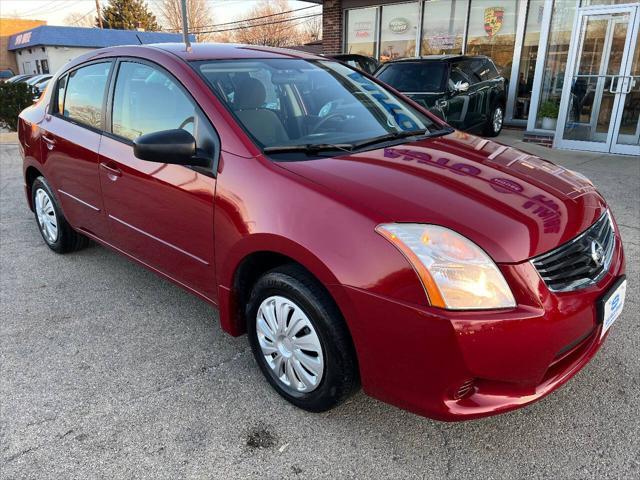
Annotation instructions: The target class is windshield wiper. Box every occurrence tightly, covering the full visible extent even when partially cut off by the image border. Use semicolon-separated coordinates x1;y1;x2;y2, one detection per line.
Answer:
263;127;455;156
263;143;354;154
349;128;431;150
428;126;455;138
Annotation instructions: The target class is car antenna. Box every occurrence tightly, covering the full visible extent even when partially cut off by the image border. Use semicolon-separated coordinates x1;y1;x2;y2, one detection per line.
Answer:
180;0;192;52
135;33;143;45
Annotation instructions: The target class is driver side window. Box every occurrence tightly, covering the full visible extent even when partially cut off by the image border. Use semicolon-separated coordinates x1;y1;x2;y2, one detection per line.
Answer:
449;67;468;91
112;61;196;141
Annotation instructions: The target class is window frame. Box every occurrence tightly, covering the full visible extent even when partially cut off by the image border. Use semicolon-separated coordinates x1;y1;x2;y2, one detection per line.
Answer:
104;57;221;176
49;59;116;134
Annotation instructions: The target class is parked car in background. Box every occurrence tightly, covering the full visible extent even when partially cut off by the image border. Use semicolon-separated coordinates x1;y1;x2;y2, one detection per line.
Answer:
0;69;15;83
33;78;51;100
327;54;379;75
25;74;52;86
375;55;506;136
18;44;626;421
6;74;33;84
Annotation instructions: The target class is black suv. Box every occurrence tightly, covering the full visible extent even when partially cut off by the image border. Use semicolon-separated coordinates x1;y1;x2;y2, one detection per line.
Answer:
375;55;506;136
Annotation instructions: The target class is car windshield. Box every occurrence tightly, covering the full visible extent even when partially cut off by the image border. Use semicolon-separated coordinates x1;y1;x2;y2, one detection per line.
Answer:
194;59;442;154
376;62;448;93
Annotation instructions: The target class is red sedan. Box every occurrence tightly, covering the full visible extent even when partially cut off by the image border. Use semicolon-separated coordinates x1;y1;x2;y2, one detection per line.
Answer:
18;44;626;421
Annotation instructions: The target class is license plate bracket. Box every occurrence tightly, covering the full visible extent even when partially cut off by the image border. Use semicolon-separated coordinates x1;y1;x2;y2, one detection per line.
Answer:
597;275;626;338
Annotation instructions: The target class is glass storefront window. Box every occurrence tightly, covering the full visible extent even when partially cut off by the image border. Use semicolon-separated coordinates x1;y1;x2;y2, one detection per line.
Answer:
345;7;379;57
465;0;522;82
581;0;632;5
380;2;420;62
514;0;546;120
421;0;469;55
534;0;578;129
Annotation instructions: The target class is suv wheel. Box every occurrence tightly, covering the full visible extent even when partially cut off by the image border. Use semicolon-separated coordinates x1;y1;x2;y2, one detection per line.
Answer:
485;104;504;137
246;265;359;412
31;176;88;253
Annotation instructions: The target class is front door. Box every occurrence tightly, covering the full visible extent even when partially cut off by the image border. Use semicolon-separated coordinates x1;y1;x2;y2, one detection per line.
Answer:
556;3;640;155
98;60;218;300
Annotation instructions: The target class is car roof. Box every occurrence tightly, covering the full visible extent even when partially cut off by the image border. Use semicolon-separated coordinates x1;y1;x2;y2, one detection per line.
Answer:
151;42;325;61
384;55;489;64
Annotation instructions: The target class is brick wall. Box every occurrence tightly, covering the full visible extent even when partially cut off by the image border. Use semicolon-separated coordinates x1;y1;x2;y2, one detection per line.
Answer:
0;18;46;73
322;0;343;55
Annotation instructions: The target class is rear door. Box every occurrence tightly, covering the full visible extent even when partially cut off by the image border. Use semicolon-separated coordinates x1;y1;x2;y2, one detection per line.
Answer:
459;58;494;127
98;59;218;299
39;61;113;239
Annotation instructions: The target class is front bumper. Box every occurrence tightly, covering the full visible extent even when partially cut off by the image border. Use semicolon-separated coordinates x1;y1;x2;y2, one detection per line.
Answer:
330;232;625;421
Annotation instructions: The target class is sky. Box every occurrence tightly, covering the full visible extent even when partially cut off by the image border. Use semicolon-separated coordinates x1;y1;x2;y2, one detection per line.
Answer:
0;0;320;27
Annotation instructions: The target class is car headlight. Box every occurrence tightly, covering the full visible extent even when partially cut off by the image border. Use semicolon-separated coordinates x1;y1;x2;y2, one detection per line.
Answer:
376;223;516;310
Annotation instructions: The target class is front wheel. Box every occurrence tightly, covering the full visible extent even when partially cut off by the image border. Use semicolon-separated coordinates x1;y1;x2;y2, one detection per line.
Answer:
246;265;359;412
484;103;504;137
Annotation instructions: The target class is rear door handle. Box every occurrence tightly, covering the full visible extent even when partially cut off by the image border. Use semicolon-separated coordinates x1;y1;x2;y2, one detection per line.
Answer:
42;134;56;150
100;162;122;179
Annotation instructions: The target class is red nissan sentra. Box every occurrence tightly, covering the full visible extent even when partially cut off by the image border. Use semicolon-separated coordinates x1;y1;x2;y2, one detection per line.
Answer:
18;44;626;421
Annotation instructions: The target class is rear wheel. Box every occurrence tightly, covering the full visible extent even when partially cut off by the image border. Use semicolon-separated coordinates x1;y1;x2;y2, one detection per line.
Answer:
484;103;504;137
31;176;88;253
246;265;359;412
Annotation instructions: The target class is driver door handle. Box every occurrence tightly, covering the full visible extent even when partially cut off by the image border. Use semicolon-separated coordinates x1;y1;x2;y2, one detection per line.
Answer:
42;134;56;150
100;162;122;179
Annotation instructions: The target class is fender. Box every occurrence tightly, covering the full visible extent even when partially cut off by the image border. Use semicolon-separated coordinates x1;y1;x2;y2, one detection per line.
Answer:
217;233;343;336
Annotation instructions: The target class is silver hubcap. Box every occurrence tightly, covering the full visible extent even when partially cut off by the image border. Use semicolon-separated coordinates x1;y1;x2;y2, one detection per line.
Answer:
34;188;58;243
256;296;324;393
493;107;503;132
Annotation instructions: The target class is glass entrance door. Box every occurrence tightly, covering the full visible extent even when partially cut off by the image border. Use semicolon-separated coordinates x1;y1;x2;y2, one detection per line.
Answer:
556;4;640;155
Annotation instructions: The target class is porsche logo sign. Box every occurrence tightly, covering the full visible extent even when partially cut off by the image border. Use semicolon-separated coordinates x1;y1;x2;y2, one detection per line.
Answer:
484;7;505;37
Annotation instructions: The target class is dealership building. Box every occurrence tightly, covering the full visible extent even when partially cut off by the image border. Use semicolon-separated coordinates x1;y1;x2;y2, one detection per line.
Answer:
320;0;640;155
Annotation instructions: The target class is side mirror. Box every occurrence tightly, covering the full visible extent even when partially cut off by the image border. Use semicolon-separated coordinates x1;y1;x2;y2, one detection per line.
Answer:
452;81;470;93
133;129;209;167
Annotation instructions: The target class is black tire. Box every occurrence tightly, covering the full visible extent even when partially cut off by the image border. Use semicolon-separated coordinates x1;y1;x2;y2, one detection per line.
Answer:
484;103;504;137
246;264;359;412
31;176;89;253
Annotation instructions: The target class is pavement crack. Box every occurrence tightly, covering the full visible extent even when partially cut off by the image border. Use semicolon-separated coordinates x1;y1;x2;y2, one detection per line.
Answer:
5;445;37;463
124;347;251;406
437;425;454;478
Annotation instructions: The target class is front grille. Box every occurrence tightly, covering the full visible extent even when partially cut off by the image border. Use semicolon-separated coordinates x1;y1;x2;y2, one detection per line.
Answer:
532;211;615;292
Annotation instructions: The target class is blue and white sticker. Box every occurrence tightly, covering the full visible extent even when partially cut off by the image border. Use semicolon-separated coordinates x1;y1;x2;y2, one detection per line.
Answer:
602;280;626;338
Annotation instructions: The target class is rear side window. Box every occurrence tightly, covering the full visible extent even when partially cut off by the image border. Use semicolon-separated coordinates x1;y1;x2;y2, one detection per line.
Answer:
376;62;447;92
111;62;196;141
459;58;498;83
61;62;111;129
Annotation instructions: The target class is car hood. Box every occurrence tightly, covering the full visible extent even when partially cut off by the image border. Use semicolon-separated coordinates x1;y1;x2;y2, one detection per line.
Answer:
277;131;606;263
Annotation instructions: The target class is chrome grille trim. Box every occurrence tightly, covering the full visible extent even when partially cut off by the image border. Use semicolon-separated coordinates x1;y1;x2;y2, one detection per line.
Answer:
531;211;615;292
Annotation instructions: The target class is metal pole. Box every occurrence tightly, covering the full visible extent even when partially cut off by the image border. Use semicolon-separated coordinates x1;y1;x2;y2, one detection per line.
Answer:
181;0;191;50
95;0;103;29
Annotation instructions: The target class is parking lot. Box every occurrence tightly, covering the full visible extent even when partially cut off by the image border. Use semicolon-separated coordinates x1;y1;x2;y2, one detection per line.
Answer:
1;135;638;479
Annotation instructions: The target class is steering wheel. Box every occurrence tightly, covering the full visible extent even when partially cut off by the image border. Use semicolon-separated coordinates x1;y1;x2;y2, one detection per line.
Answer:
179;116;195;131
311;113;348;134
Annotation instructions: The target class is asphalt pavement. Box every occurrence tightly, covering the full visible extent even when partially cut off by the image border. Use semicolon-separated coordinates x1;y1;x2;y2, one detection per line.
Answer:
1;136;639;479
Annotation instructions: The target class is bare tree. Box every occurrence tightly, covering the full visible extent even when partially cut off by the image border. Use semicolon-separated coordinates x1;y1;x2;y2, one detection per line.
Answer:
63;11;96;28
157;0;213;41
232;0;296;48
300;14;322;43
